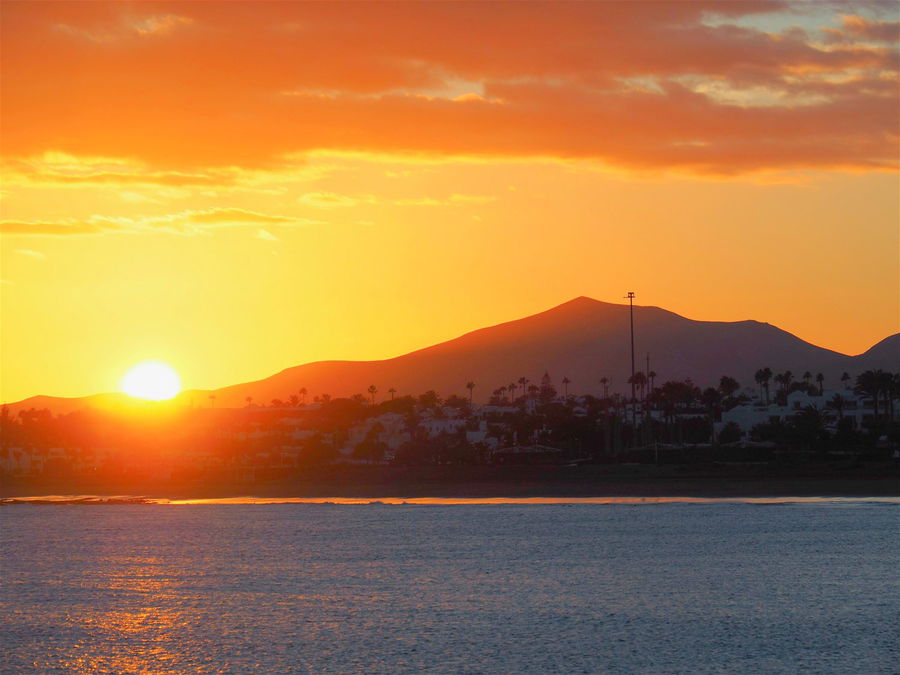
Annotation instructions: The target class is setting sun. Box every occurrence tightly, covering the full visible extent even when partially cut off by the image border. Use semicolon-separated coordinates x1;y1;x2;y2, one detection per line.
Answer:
120;361;182;401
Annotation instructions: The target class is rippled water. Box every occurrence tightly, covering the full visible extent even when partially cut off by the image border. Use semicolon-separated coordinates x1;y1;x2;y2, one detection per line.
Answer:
2;500;897;673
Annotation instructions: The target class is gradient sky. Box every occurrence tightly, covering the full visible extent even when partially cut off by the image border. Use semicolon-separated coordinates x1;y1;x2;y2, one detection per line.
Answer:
1;0;898;402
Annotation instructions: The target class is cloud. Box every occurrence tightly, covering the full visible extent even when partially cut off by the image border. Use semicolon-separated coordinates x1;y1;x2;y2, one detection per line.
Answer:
1;221;114;236
0;208;321;237
1;152;333;191
824;15;900;44
394;194;495;206
448;194;495;204
255;229;280;242
132;14;193;37
53;12;194;43
2;2;897;175
297;191;375;208
14;249;47;260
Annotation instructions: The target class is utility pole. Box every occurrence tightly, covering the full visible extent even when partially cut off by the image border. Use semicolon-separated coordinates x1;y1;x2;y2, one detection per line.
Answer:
648;352;658;463
625;291;636;435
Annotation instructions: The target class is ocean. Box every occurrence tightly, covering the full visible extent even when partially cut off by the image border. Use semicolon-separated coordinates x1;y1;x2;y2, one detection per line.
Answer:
1;498;897;673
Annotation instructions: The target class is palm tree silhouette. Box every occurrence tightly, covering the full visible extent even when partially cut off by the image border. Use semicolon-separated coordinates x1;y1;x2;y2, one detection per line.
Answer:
815;373;824;395
245;396;253;408
830;393;845;420
518;377;529;400
877;370;894;422
754;369;765;402
208;394;216;408
760;367;773;405
776;370;793;403
599;377;609;398
628;372;647;402
840;372;851;390
854;370;883;423
367;385;377;405
299;388;307;405
562;376;571;399
466;381;475;403
773;373;785;401
388;387;396;401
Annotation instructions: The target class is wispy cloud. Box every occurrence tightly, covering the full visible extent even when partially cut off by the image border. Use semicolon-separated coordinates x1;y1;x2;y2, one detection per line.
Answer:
14;249;47;260
0;208;322;237
132;14;194;37
394;194;495;207
256;229;280;242
54;13;194;43
297;191;376;208
2;152;333;191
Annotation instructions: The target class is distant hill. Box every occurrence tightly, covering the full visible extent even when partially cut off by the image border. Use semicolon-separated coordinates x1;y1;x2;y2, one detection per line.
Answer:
7;297;898;413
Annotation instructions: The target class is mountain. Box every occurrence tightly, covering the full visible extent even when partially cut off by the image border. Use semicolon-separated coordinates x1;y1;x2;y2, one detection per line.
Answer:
7;297;898;413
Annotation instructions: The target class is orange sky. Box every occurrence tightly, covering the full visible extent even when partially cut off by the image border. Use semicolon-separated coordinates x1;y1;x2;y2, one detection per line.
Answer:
1;1;898;403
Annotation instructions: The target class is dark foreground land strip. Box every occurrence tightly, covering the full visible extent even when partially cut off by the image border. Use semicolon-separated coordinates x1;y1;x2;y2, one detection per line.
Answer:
3;463;899;499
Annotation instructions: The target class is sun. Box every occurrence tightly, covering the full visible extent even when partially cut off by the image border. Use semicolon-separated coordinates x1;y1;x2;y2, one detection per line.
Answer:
121;361;182;400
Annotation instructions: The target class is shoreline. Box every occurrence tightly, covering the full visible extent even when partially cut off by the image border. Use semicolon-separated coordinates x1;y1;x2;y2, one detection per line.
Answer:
3;463;899;500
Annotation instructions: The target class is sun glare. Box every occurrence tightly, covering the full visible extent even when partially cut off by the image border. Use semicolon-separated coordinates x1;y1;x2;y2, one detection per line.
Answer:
121;361;182;400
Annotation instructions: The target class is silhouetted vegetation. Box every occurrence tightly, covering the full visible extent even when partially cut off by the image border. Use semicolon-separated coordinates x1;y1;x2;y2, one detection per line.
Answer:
2;369;898;490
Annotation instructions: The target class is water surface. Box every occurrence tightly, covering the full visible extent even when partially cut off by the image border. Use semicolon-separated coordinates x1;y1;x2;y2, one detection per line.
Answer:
2;500;897;673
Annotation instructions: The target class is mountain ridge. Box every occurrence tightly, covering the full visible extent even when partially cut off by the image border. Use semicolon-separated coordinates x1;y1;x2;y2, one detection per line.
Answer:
5;296;897;413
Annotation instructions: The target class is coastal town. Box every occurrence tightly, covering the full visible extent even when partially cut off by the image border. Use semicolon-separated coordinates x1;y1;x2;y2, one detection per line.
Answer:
3;369;898;485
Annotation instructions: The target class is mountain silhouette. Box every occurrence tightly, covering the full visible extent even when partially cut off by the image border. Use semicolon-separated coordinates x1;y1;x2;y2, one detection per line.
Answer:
7;297;898;412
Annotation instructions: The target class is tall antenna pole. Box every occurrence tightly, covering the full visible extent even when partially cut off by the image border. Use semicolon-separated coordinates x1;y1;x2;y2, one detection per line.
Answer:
646;353;650;404
625;291;636;434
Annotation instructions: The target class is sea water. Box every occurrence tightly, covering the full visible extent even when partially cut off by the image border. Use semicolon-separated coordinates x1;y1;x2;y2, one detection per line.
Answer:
1;499;897;673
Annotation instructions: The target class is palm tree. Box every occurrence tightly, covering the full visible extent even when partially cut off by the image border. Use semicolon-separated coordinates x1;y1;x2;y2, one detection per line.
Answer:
208;394;216;408
701;387;722;444
778;370;794;403
599;377;609;398
518;377;529;400
803;371;812;389
629;372;647;402
719;376;740;399
754;369;766;402
879;371;895;422
299;387;308;405
648;371;657;393
562;376;571;399
388;387;396;401
891;373;900;421
760;367;773;405
773;373;785;402
508;382;518;402
245;396;253;408
829;393;845;420
815;373;824;395
841;372;851;390
854;370;883;422
367;385;378;405
466;381;475;403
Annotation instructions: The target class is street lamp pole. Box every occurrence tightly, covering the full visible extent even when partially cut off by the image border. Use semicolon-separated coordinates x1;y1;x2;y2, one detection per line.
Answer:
625;291;636;434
